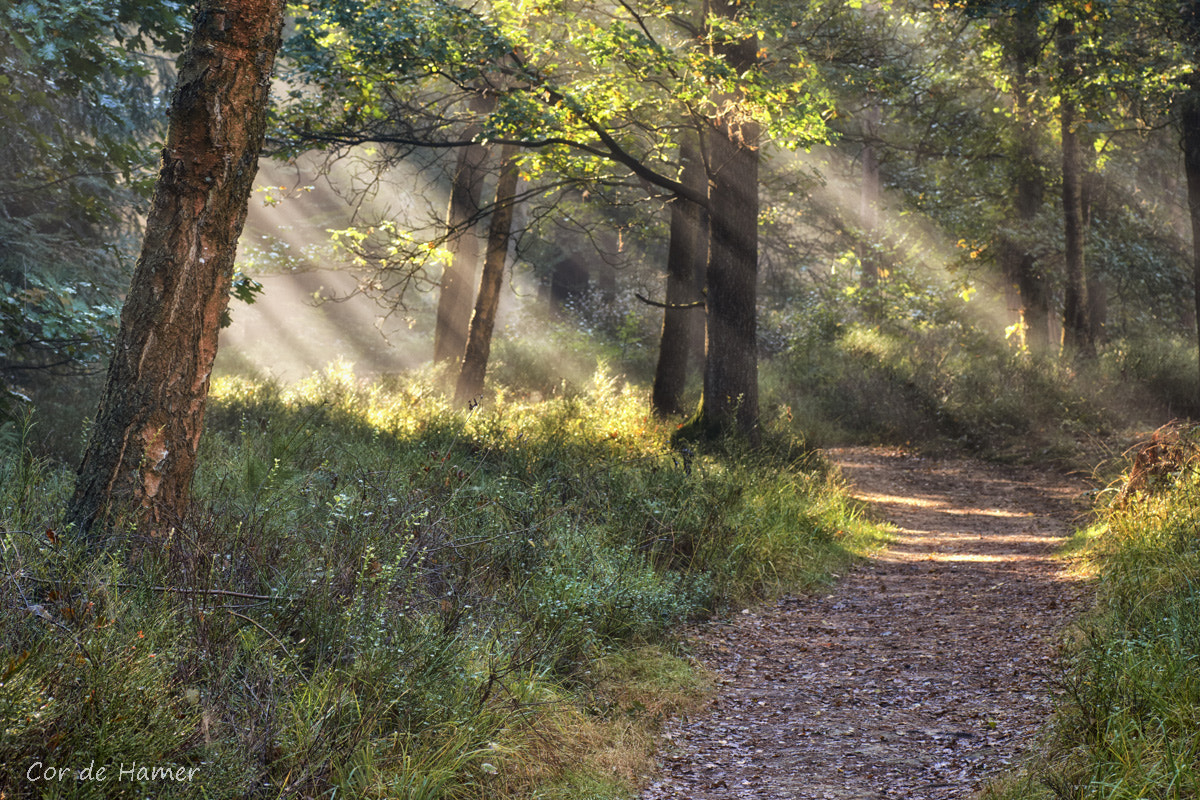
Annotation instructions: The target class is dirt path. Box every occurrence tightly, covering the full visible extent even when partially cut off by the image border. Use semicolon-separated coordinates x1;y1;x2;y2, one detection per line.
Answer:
642;446;1092;799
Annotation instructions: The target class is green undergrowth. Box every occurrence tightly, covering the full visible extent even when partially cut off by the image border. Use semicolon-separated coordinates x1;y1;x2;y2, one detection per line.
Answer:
0;364;879;799
764;316;1118;462
985;424;1200;799
757;278;1191;463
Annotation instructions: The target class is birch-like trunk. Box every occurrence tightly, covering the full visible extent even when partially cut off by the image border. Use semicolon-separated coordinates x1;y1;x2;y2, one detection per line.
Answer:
69;0;284;538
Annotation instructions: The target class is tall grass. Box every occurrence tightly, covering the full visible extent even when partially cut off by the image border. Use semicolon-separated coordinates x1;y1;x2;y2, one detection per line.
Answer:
0;364;877;799
986;425;1200;799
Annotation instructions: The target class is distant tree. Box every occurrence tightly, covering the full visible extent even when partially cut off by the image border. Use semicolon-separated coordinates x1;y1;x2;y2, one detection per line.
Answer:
1183;0;1200;408
652;138;707;417
434;112;492;363
859;99;884;305
69;0;285;538
455;145;521;406
999;2;1054;354
1057;11;1094;358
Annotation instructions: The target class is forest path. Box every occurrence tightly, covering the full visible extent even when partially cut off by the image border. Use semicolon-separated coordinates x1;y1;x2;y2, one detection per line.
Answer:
641;446;1092;800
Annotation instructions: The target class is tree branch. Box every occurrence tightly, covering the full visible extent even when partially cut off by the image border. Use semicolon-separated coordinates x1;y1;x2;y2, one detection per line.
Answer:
635;292;706;309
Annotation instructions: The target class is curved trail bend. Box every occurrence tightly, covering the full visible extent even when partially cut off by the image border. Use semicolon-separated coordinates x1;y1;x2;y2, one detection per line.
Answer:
643;447;1091;800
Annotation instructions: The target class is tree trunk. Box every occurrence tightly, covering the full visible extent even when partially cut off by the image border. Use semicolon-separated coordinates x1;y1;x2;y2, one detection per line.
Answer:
859;99;883;316
652;139;708;417
1060;108;1090;356
1002;5;1051;354
433;125;490;363
1081;151;1107;344
1013;250;1050;351
455;146;520;407
68;0;284;539
1183;0;1200;413
1059;17;1093;359
695;0;760;441
1184;91;1200;412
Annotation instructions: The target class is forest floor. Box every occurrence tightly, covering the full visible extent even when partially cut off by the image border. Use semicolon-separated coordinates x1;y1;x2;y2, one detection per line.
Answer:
641;446;1094;800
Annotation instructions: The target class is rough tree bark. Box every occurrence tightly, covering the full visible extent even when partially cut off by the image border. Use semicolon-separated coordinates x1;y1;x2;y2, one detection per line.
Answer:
455;145;520;407
68;0;284;539
652;139;708;417
695;0;760;441
433;123;490;363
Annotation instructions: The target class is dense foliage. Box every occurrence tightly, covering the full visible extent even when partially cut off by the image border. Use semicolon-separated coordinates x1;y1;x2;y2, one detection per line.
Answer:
0;0;184;390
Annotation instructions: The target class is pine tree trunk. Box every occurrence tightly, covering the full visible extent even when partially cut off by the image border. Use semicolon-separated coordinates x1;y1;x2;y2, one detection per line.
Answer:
455;146;520;407
1013;250;1050;352
68;0;284;539
434;127;490;363
696;0;760;441
652;139;707;417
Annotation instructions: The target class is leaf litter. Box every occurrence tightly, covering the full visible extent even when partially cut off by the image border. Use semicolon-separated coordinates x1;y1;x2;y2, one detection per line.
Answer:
642;446;1091;799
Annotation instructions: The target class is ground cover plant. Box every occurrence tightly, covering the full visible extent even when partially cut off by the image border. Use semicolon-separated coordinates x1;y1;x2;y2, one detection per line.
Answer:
0;364;878;799
984;424;1200;799
760;289;1123;464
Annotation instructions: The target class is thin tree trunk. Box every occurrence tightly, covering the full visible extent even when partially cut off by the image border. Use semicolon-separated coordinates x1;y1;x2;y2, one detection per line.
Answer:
1081;149;1107;344
696;0;760;441
433;125;490;363
455;146;520;407
860;99;883;318
1060;109;1090;356
68;0;284;539
652;139;707;417
1059;17;1093;359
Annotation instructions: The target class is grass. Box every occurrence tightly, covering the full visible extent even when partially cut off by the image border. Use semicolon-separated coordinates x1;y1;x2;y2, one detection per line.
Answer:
983;424;1200;800
0;362;880;799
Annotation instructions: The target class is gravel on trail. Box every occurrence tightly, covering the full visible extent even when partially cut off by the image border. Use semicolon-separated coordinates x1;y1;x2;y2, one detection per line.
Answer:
642;447;1092;800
